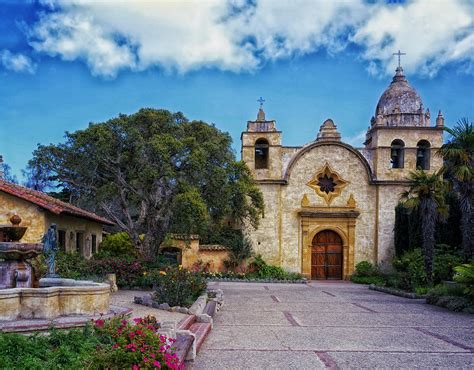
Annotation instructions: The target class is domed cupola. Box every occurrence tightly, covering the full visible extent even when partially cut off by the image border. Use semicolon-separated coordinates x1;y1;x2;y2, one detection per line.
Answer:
372;66;430;127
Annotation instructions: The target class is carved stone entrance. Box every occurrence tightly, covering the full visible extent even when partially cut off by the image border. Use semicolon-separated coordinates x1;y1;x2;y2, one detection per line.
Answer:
311;230;343;280
299;194;360;280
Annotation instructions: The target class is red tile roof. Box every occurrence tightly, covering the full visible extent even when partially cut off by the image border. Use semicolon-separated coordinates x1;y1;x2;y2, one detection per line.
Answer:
0;180;114;226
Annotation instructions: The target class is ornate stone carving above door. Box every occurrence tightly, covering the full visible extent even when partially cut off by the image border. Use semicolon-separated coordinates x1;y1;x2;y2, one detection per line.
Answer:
307;162;348;205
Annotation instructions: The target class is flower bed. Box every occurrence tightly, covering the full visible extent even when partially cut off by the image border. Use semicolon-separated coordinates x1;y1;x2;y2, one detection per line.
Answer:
0;316;182;369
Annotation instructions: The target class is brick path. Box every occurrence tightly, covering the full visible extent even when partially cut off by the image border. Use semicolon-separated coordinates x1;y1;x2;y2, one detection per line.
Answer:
191;281;474;369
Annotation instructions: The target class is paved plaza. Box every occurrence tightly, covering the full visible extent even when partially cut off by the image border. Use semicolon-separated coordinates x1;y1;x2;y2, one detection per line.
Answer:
192;281;474;369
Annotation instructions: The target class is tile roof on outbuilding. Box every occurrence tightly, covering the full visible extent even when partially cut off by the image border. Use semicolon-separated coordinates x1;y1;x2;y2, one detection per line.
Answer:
0;179;114;226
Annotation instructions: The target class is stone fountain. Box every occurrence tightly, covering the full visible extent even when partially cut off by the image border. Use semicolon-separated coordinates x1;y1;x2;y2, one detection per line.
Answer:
0;215;113;323
0;215;43;288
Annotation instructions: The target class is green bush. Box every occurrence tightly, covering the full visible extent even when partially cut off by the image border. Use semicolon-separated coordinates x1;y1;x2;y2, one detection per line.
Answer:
354;261;378;277
454;262;474;299
393;249;427;290
426;283;474;312
433;244;462;283
0;317;181;369
96;232;139;259
351;275;385;285
153;266;207;307
248;255;302;280
56;252;91;280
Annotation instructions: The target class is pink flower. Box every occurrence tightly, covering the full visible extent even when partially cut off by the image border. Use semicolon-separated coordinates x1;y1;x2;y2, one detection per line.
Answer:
153;360;161;368
112;344;119;349
132;365;139;370
133;317;143;324
94;319;105;327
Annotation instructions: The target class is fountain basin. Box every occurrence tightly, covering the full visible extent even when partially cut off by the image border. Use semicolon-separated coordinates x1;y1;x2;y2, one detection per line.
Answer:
0;278;110;321
0;242;43;260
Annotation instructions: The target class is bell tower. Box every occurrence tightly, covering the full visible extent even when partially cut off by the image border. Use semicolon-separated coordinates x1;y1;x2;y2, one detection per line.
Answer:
364;65;444;181
241;99;282;180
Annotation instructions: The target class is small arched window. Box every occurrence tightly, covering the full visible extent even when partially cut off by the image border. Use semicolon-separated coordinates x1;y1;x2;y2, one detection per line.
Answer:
255;138;269;169
390;139;405;169
416;140;430;170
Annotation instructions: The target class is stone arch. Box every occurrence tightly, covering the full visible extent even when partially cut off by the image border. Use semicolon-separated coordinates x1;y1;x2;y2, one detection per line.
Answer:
283;141;374;183
307;225;349;249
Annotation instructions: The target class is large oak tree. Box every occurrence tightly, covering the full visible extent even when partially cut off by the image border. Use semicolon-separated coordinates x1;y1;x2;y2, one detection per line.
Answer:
28;108;264;258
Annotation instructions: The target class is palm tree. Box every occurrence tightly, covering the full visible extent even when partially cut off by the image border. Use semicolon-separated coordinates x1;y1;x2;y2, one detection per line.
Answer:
401;170;448;285
438;118;474;262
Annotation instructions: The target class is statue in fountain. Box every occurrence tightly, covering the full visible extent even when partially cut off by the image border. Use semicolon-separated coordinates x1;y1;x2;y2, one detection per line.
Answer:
43;224;60;278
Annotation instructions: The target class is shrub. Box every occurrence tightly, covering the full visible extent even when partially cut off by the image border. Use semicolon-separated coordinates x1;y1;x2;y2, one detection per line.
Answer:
393;249;427;290
56;252;91;280
426;283;474;312
90;258;146;288
248;255;302;280
96;232;139;259
0;316;182;369
433;244;462;283
92;316;181;369
153;266;207;307
354;261;378;277
454;262;474;300
351;275;385;285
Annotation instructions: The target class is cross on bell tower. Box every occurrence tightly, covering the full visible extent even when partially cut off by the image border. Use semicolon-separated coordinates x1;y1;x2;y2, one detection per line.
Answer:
393;50;406;68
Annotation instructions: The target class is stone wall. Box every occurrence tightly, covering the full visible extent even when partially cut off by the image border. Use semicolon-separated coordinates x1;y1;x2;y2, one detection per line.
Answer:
0;192;46;243
46;213;105;257
246;184;281;265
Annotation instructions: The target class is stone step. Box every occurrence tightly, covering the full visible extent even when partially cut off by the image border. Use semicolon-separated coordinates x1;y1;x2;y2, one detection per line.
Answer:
177;314;196;330
189;322;212;353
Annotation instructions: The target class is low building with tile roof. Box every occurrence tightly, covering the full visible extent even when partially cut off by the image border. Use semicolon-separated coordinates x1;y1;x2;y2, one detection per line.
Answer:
0;179;114;258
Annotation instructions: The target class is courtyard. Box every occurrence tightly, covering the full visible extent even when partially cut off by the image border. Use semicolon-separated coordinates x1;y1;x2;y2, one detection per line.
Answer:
193;281;474;369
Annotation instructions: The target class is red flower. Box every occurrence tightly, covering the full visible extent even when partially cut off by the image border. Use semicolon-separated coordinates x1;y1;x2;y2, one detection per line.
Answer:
94;319;105;327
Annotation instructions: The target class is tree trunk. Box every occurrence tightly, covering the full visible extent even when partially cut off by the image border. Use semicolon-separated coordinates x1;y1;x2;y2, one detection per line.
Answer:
420;198;436;285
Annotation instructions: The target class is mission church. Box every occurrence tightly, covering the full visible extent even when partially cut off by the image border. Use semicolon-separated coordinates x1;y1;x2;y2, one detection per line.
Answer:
241;64;444;280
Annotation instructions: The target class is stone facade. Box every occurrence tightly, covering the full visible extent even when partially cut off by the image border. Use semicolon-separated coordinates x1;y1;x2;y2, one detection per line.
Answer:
241;68;444;279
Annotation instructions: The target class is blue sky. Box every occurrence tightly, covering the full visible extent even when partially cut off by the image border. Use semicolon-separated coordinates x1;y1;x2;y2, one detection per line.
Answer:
1;0;473;180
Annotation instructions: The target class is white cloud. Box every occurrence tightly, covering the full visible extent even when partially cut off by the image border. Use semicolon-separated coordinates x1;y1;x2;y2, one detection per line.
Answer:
345;130;366;147
352;0;474;77
0;50;36;74
25;0;474;78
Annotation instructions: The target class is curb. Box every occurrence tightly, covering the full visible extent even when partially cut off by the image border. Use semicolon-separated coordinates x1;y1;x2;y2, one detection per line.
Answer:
205;278;307;284
369;284;427;299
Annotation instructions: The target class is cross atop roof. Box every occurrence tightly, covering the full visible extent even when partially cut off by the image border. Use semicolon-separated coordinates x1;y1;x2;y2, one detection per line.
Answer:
393;50;406;68
257;96;265;108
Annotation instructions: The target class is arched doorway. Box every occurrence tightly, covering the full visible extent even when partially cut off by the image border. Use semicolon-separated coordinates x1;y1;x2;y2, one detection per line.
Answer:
311;230;343;280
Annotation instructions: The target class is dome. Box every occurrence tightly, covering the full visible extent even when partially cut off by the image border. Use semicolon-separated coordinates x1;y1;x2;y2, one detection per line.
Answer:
375;67;423;116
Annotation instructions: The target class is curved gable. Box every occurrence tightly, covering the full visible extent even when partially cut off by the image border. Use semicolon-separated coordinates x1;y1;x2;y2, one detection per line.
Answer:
283;141;374;183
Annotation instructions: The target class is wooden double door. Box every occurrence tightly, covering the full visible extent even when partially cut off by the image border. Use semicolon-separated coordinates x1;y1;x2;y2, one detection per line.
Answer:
311;230;343;280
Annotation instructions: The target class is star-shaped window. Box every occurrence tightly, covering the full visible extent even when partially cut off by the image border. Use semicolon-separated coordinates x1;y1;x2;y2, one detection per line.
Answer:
307;163;348;205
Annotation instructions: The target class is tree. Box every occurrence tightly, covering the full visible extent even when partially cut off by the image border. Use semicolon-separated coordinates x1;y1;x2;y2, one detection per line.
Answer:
29;108;264;258
401;170;448;285
0;156;18;183
438;118;474;261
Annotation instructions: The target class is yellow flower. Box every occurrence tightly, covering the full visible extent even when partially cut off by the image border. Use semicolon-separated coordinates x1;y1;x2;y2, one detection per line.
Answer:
178;265;183;270
159;271;167;276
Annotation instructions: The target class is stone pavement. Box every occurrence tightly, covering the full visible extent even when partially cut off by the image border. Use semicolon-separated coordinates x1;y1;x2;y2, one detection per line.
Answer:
191;281;474;369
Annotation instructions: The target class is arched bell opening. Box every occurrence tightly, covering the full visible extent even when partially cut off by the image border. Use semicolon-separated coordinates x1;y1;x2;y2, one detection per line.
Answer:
416;140;431;170
255;138;269;169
